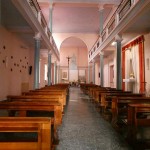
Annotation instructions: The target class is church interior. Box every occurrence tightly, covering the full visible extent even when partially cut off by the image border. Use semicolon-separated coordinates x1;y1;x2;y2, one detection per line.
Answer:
0;0;150;149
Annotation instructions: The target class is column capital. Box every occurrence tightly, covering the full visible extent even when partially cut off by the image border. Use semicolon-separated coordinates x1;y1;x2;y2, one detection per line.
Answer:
115;34;123;42
99;51;104;56
98;4;104;11
49;2;54;9
34;32;41;40
92;59;95;63
48;50;52;55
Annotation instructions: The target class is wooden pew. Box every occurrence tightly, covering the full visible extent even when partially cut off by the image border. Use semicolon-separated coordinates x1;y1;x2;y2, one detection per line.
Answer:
0;117;51;150
0;100;62;144
95;91;132;112
80;84;98;95
7;95;64;112
0;100;62;125
127;103;150;145
23;91;67;106
88;86;102;98
111;97;150;127
102;93;144;112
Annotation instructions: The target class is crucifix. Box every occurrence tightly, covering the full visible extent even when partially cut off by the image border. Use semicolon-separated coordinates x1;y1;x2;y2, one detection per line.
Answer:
66;56;71;82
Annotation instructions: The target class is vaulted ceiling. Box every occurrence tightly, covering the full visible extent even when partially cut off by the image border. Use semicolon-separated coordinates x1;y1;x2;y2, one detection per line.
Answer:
2;0;150;58
38;0;121;48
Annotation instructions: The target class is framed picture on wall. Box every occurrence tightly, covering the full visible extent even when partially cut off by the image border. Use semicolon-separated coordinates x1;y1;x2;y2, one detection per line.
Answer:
78;69;86;82
62;71;68;80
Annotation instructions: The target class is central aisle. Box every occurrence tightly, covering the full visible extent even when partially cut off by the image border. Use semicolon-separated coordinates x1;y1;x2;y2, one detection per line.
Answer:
56;87;131;150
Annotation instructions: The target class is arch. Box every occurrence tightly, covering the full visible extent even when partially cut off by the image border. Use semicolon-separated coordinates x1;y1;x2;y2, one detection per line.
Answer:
60;36;88;50
59;36;89;83
59;37;88;66
53;33;98;51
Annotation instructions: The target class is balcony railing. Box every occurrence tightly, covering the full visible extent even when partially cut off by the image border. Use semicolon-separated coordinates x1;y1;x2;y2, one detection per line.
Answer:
88;0;137;60
27;0;59;58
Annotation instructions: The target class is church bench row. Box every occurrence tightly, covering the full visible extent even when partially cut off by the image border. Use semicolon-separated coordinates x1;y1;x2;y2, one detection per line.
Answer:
0;117;51;150
95;90;132;105
101;93;144;112
88;87;116;99
0;100;62;126
23;90;67;106
7;95;64;112
111;97;150;127
105;96;150;146
127;103;150;144
0;84;69;148
0;100;62;144
80;83;99;95
27;84;69;105
81;84;150;147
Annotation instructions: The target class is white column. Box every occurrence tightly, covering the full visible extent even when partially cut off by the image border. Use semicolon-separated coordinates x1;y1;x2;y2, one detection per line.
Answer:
115;34;123;90
34;33;41;89
37;11;41;24
57;64;60;83
98;5;104;35
100;52;104;86
47;51;52;86
54;61;57;84
45;26;48;35
131;0;135;5
92;60;95;84
49;3;53;33
88;63;90;83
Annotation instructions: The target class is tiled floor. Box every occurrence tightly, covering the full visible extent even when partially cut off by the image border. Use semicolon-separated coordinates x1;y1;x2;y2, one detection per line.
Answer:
56;87;132;150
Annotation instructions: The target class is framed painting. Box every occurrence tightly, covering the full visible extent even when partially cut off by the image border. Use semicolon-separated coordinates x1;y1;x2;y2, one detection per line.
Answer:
62;71;68;79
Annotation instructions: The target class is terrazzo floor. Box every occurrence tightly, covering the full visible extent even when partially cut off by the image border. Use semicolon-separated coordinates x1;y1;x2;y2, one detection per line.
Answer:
56;87;132;150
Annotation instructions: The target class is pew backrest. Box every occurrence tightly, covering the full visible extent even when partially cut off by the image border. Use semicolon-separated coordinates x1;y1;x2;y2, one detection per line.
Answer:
0;117;51;150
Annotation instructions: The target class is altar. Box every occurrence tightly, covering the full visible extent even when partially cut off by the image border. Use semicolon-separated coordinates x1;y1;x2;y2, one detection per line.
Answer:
69;70;78;82
123;78;135;92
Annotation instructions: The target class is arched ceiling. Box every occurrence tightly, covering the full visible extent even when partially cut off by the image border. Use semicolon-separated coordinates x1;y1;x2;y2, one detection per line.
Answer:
38;0;121;34
38;0;121;49
61;37;87;48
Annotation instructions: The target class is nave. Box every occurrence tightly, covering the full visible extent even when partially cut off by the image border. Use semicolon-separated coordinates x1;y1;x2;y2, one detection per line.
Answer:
56;87;131;150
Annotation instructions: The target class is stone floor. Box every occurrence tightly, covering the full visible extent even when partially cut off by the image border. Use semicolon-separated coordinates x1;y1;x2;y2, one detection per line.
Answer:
56;87;132;150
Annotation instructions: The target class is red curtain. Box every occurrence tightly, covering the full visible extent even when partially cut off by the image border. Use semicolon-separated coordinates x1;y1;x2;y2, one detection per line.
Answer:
122;35;145;92
139;41;145;93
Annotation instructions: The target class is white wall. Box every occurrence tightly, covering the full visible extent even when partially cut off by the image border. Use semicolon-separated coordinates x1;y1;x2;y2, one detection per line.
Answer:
102;53;115;88
60;47;88;83
40;55;47;88
0;26;34;100
104;58;109;87
144;33;150;94
95;62;99;85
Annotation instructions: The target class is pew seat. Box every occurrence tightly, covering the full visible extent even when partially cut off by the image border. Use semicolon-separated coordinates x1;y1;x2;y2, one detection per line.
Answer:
0;117;51;150
111;97;150;127
0;100;62;145
127;103;150;148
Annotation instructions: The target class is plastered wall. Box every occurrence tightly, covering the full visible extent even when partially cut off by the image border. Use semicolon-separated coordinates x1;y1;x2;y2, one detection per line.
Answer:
60;47;88;83
144;33;150;94
0;26;34;100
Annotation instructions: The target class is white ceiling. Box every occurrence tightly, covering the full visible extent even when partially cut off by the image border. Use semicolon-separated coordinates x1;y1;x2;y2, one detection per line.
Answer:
38;0;121;48
3;0;150;60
